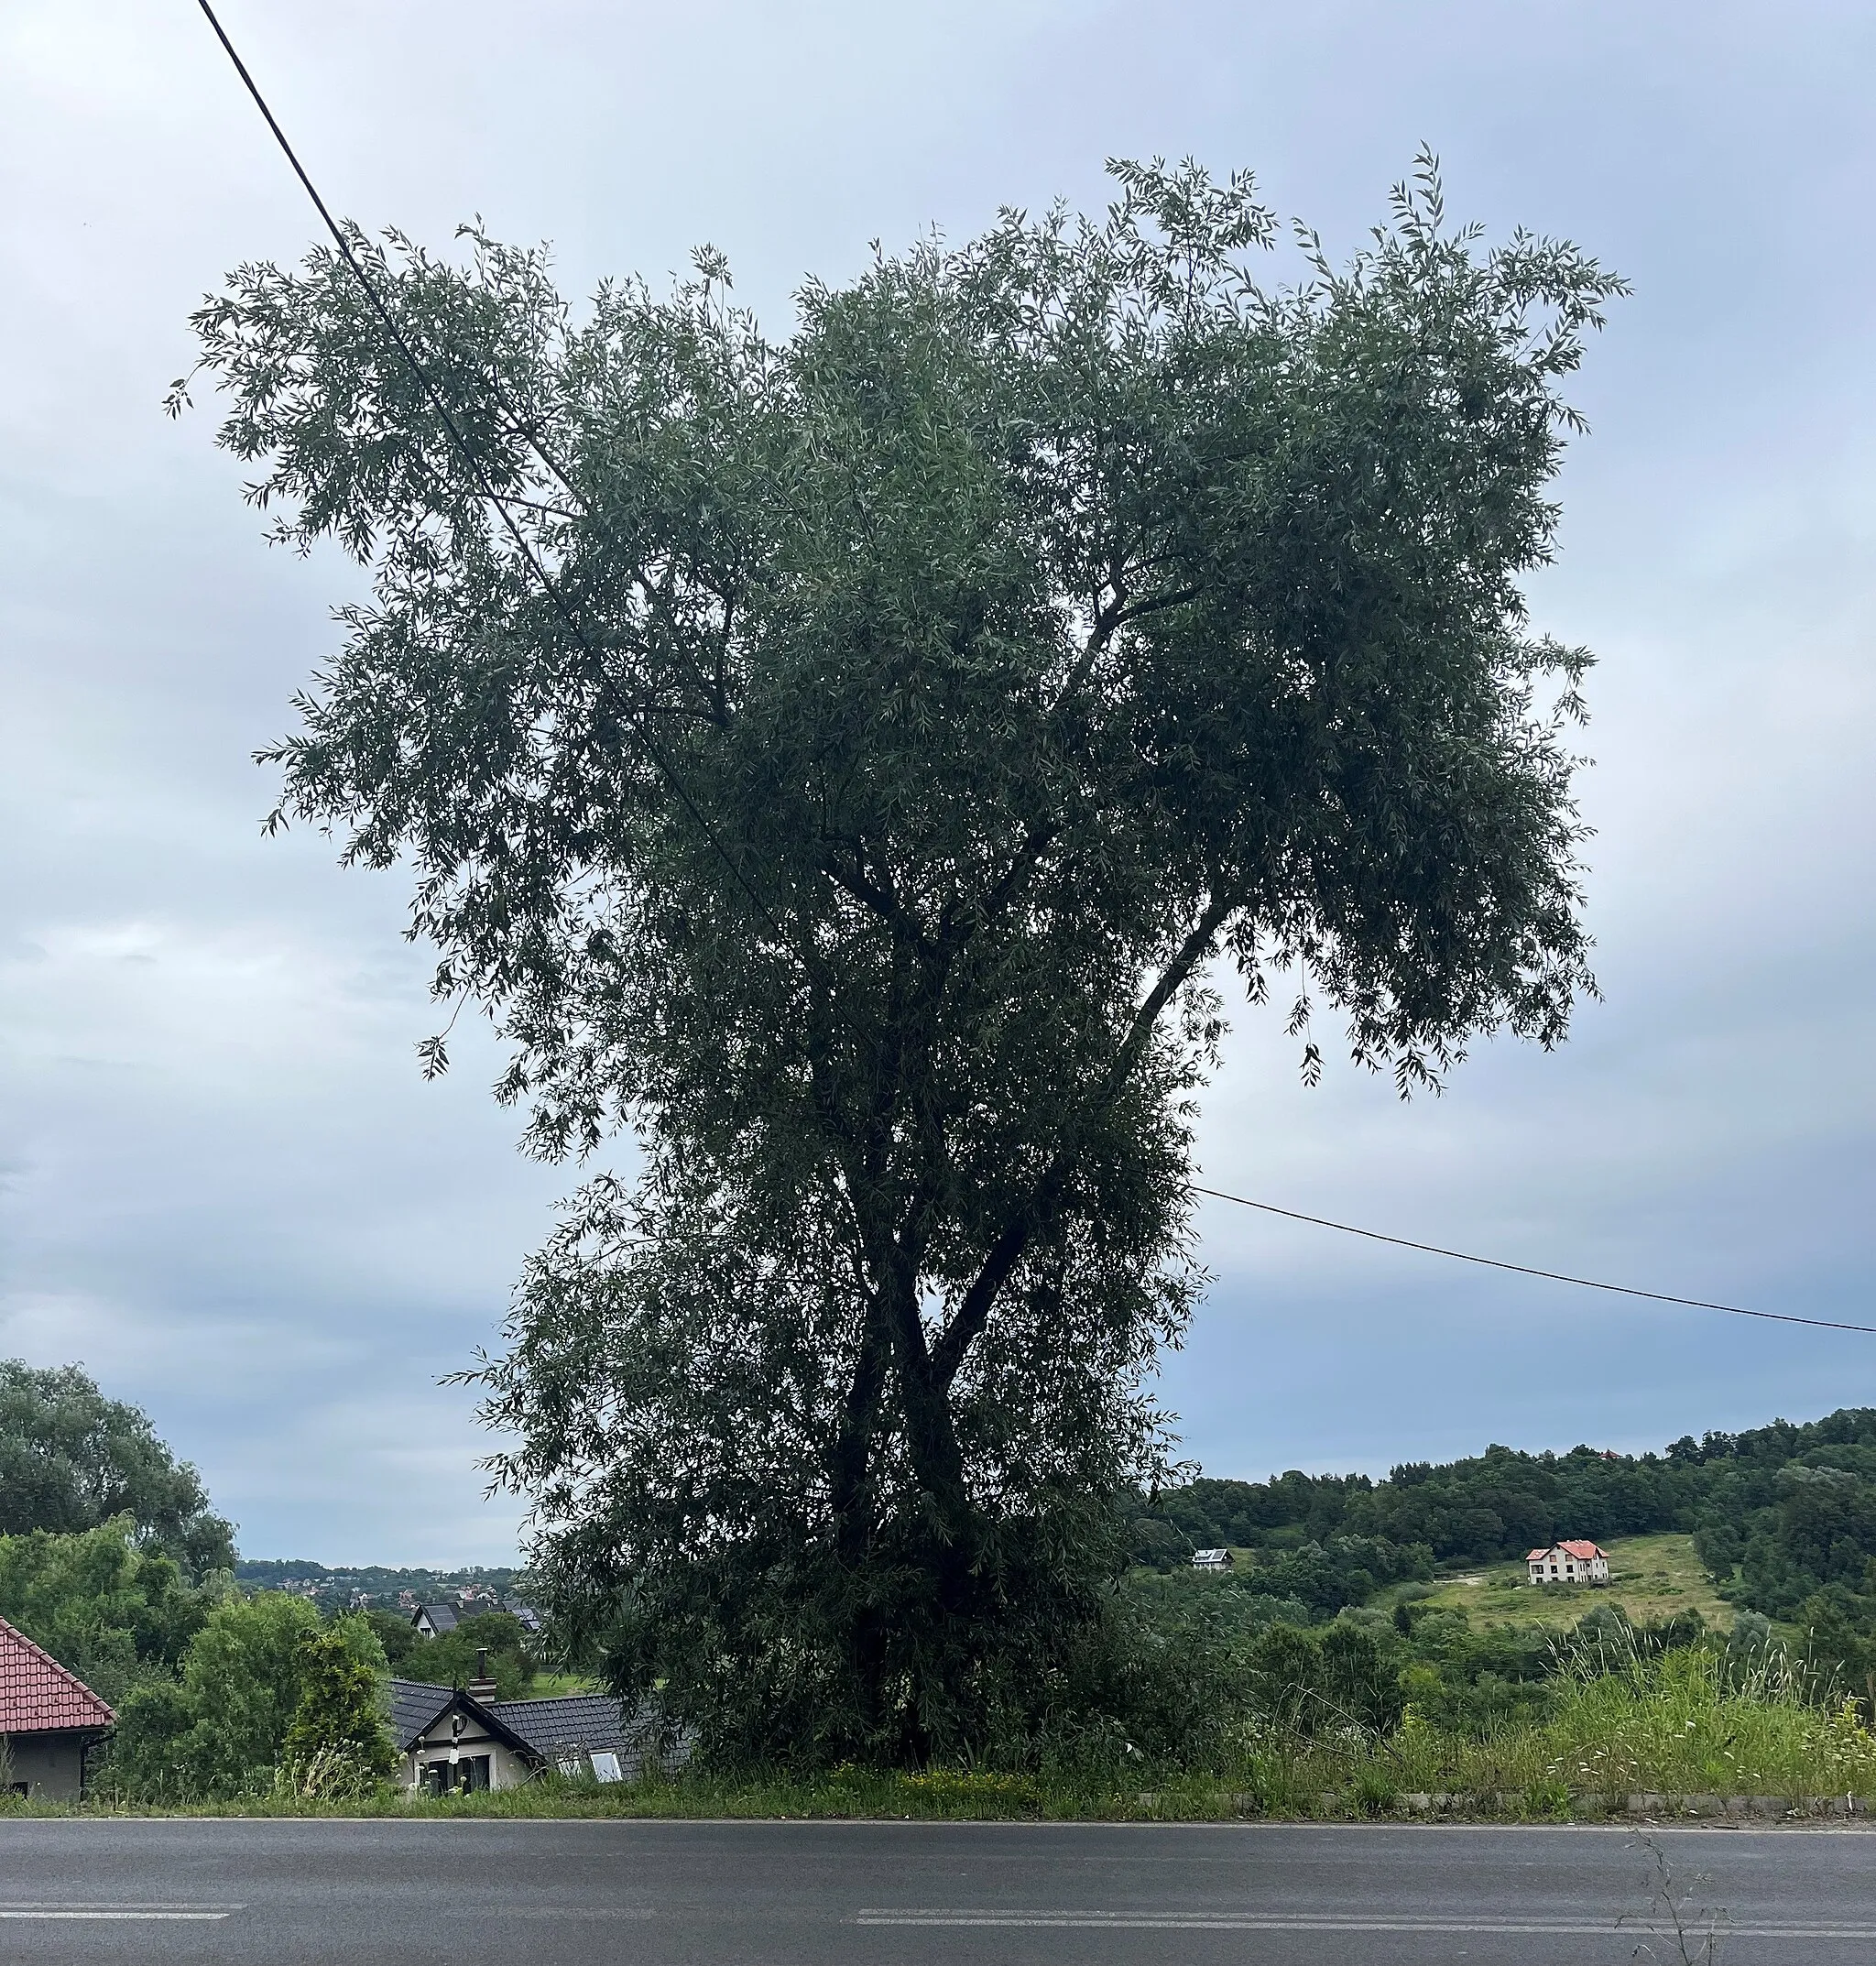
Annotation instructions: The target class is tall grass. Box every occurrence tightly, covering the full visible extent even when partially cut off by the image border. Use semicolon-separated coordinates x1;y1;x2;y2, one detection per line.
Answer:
1260;1642;1876;1806
47;1636;1876;1819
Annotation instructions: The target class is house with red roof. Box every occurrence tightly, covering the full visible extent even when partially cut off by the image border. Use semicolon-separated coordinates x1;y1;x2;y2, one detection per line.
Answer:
0;1615;115;1798
1527;1540;1609;1586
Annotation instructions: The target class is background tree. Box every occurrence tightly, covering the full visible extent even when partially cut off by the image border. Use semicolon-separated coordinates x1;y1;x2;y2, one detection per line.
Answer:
0;1361;235;1577
0;1518;210;1705
362;1607;423;1671
412;1610;535;1699
111;1594;389;1799
179;155;1620;1763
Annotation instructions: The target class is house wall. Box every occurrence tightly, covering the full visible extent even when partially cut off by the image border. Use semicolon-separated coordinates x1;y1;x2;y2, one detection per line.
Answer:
1528;1547;1609;1585
402;1717;533;1793
3;1731;96;1800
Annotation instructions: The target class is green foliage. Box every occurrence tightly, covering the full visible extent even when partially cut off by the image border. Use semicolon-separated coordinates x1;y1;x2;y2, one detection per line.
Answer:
107;1593;388;1800
362;1608;422;1671
1235;1535;1434;1617
1244;1618;1404;1738
0;1361;234;1577
282;1622;396;1790
180;152;1619;1765
1394;1603;1556;1731
0;1520;212;1706
1534;1643;1871;1798
405;1611;534;1698
1140;1409;1876;1688
1142;1443;1697;1567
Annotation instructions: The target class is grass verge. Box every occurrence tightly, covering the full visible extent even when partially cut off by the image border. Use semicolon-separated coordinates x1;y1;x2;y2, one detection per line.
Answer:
35;1649;1876;1822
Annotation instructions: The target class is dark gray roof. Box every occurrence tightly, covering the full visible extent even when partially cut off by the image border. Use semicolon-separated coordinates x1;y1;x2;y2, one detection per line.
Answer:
412;1603;461;1633
387;1677;457;1749
486;1694;636;1758
387;1678;540;1758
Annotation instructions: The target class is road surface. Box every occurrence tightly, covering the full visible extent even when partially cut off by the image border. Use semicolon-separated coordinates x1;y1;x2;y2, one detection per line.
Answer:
0;1818;1871;1961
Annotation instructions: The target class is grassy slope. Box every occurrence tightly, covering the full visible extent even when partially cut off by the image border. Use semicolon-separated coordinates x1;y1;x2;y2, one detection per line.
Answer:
1390;1533;1733;1630
522;1672;601;1696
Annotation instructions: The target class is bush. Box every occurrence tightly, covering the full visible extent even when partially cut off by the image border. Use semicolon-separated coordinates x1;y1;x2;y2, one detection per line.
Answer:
1244;1620;1402;1740
283;1622;396;1791
108;1595;392;1801
0;1519;210;1706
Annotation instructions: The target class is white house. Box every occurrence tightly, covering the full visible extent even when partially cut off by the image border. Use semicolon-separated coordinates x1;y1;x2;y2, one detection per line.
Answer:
1526;1540;1609;1586
388;1679;690;1793
1191;1548;1234;1570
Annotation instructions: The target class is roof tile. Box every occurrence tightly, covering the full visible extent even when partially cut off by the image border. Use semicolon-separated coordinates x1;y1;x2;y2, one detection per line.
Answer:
0;1616;115;1734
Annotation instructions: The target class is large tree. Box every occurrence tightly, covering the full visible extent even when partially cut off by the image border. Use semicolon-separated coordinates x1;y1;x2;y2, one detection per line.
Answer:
180;157;1620;1762
0;1361;234;1578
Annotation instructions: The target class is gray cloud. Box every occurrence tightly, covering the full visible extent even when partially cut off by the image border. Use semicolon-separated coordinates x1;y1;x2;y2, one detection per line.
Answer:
2;0;1871;1558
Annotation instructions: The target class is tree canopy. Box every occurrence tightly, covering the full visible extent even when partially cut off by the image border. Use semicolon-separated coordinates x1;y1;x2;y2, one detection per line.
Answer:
0;1518;209;1706
180;154;1620;1763
0;1361;234;1578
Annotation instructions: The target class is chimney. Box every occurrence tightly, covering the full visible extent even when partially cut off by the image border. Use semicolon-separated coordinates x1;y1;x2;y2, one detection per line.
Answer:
468;1646;497;1702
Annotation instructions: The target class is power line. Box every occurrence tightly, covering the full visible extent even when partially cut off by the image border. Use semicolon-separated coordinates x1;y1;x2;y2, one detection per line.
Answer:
1190;1184;1876;1337
191;0;802;975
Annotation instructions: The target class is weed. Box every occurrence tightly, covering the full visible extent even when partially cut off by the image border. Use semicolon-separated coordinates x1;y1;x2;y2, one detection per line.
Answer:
1350;1767;1399;1817
1620;1837;1727;1965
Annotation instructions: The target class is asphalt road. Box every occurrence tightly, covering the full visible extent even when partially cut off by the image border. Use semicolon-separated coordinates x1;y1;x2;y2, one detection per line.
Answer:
0;1819;1871;1963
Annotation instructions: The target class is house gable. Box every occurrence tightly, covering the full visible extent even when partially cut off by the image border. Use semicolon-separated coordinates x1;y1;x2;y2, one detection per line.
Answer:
387;1678;534;1758
389;1677;543;1795
0;1615;114;1736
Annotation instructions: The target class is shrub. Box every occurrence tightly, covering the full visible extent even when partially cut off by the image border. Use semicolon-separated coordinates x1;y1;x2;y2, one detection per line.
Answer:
283;1621;396;1790
109;1595;392;1800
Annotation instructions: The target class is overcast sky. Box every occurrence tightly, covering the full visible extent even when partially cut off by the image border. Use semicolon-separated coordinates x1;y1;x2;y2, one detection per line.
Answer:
3;1;1872;1564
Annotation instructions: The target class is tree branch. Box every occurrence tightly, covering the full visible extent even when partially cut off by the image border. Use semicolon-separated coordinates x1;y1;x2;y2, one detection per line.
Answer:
1050;576;1202;718
930;887;1238;1388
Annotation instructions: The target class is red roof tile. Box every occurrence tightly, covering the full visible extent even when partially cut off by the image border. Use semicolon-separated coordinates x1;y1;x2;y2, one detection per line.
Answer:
0;1616;114;1733
1529;1541;1606;1563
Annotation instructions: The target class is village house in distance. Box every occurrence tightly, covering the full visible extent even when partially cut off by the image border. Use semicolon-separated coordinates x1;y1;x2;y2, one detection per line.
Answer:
1527;1539;1609;1585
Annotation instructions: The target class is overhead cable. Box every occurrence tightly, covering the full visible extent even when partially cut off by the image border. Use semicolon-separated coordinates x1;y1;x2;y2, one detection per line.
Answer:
192;0;798;967
1190;1184;1876;1336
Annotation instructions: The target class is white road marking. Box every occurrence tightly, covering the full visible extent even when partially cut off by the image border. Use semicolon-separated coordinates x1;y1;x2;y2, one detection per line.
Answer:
856;1909;1876;1938
0;1905;239;1920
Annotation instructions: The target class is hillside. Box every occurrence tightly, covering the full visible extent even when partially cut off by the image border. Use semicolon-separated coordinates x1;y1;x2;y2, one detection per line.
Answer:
1138;1407;1876;1670
1400;1533;1733;1630
233;1560;523;1617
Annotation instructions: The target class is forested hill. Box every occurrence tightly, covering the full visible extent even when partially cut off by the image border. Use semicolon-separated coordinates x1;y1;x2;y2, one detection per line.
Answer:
1138;1407;1876;1628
